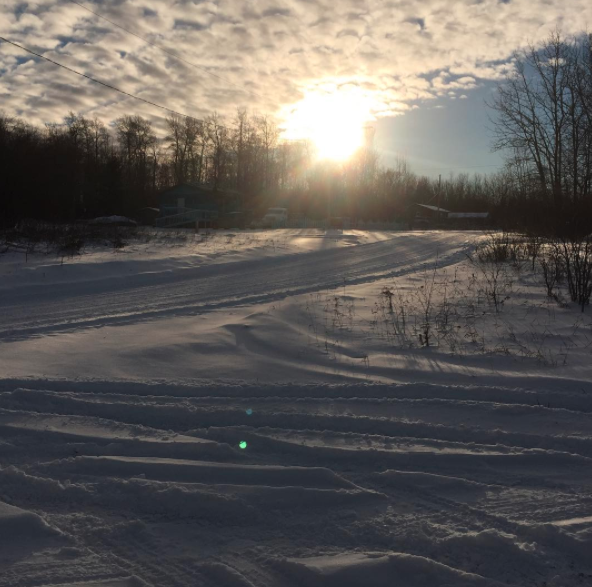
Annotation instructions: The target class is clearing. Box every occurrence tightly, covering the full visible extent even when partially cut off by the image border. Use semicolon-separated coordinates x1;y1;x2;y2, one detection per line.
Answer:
0;228;591;587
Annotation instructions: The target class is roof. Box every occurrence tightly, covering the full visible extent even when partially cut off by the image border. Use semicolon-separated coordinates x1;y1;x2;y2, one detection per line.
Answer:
184;182;242;196
416;204;450;213
447;212;489;219
89;215;137;226
159;183;242;197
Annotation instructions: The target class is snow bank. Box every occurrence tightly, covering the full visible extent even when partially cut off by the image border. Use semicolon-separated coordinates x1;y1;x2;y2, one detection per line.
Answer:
275;552;506;587
49;579;146;587
0;500;59;543
55;455;359;489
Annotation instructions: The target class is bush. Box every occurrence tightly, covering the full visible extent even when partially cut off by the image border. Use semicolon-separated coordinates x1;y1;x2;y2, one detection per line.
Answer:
475;232;522;266
0;220;136;257
470;234;516;313
559;236;592;311
539;244;564;301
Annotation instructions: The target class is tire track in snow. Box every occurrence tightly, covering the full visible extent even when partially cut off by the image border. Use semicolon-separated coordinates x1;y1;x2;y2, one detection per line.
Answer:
5;387;592;459
2;381;592;585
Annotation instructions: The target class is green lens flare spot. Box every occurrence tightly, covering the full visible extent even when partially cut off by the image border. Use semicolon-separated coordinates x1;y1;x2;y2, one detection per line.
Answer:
246;409;253;416
239;441;248;450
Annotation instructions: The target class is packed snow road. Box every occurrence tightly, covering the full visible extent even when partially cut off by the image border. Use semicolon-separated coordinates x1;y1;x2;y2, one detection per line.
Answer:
0;231;470;340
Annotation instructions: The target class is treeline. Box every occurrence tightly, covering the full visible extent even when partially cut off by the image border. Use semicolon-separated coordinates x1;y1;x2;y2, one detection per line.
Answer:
490;32;592;236
0;107;514;227
287;156;508;223
0;110;310;224
2;32;592;233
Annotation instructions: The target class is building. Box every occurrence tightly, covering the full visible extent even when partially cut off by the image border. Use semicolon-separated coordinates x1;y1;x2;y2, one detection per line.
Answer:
157;183;241;228
447;212;489;229
413;204;450;228
412;204;489;229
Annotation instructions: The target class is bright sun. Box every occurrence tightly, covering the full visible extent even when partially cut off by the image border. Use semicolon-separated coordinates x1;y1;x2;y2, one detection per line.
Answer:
281;87;375;161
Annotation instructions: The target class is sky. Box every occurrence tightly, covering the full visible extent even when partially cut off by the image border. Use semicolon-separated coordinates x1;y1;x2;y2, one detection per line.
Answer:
1;0;590;177
375;83;506;177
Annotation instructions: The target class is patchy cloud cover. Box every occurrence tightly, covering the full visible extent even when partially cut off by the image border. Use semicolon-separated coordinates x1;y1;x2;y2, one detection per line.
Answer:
0;0;590;132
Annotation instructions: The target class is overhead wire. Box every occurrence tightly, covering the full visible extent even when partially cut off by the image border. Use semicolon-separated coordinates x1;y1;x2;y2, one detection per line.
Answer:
0;39;502;170
2;9;503;171
0;36;198;119
0;35;282;142
421;164;503;170
2;0;269;128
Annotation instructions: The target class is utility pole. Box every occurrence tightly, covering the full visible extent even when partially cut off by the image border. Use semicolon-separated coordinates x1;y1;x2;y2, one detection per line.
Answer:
437;174;441;209
437;174;442;226
363;125;375;149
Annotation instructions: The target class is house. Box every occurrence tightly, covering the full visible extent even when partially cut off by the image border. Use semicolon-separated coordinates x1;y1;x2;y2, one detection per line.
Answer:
157;183;242;228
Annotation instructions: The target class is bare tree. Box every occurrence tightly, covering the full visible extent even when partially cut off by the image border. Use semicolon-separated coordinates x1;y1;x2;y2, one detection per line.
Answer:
204;113;230;191
165;115;203;185
115;115;157;212
490;32;592;232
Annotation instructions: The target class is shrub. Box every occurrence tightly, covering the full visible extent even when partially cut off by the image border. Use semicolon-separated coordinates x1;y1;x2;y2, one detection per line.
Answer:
539;244;564;301
559;236;592;311
475;232;523;266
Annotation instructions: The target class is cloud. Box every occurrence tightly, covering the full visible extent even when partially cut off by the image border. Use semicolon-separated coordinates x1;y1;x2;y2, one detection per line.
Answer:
0;0;589;131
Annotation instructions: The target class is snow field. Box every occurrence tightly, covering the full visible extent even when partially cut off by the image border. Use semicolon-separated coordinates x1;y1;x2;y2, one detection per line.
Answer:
1;230;591;586
1;378;592;586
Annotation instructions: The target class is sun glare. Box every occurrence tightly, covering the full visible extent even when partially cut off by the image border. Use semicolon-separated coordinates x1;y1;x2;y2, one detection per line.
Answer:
281;87;375;161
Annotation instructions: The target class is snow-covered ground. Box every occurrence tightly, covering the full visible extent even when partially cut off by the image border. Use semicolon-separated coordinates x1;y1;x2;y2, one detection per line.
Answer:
1;229;591;587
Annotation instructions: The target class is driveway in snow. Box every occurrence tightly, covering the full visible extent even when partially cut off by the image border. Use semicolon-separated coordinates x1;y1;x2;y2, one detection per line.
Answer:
0;231;471;340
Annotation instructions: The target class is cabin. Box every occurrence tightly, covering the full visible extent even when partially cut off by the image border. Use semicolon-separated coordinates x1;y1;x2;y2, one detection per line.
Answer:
157;183;241;228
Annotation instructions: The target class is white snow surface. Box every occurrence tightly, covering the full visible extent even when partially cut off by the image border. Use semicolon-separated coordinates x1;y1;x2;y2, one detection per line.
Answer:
1;228;591;587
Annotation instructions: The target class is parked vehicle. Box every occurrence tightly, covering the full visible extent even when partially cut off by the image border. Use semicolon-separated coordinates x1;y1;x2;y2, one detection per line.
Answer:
259;207;288;228
89;215;137;227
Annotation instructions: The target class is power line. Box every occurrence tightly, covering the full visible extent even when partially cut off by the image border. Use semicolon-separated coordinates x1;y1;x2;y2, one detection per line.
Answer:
0;36;197;119
424;164;502;170
69;0;264;101
0;36;263;138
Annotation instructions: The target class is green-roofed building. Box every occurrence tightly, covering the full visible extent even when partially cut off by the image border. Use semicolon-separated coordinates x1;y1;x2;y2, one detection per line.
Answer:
157;183;242;228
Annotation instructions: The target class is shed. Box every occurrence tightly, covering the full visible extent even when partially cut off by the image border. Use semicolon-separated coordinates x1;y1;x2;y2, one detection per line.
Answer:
416;204;450;216
447;213;489;219
413;204;450;228
412;204;489;229
447;212;490;228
